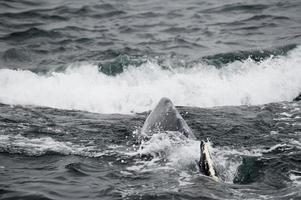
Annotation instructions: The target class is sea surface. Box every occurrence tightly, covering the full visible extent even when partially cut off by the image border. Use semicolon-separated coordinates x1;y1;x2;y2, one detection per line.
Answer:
0;0;301;199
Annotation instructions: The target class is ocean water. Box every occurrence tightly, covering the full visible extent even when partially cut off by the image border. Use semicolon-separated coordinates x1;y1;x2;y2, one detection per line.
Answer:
0;0;301;199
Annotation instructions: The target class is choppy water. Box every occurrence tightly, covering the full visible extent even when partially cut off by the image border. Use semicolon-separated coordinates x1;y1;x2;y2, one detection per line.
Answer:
0;0;301;199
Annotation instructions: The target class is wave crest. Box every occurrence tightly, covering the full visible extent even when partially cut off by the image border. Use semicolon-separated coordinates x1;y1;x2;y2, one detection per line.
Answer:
0;46;301;114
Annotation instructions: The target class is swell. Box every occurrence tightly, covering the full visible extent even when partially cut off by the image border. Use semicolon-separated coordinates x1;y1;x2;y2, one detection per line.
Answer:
203;44;297;67
1;27;62;42
0;4;124;22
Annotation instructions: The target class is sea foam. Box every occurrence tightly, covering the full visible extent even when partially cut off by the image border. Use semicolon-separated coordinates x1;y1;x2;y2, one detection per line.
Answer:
0;46;301;114
0;134;103;157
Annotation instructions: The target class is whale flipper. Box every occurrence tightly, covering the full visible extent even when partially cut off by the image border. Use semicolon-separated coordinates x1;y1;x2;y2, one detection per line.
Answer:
197;140;219;181
141;97;195;139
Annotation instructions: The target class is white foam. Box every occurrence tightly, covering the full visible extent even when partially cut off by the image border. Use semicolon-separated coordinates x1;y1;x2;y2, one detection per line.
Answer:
270;130;279;135
1;47;301;114
135;131;248;182
0;134;100;156
137;131;194;158
289;139;301;149
167;139;200;168
290;170;301;186
177;171;194;186
262;143;287;153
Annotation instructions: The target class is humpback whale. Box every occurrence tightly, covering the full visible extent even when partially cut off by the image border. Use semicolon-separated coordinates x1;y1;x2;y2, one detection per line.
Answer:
197;140;219;181
141;97;219;181
142;97;195;139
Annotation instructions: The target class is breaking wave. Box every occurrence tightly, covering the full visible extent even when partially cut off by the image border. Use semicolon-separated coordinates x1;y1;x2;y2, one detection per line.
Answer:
0;46;301;114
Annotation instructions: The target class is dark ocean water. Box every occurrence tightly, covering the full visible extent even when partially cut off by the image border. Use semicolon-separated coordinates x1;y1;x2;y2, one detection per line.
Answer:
0;0;301;199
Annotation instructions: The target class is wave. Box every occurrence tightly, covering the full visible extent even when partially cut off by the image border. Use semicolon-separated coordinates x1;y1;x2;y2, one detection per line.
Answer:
1;27;61;41
0;134;100;156
203;44;296;67
0;46;301;114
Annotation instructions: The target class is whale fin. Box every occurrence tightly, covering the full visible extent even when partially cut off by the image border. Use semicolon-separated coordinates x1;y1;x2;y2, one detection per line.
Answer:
141;97;195;139
198;140;219;181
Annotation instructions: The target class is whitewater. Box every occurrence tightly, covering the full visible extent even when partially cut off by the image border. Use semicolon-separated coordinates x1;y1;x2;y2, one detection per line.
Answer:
0;46;301;114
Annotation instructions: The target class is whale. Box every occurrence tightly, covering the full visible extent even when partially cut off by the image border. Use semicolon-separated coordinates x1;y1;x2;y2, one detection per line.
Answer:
141;97;196;139
141;97;219;181
197;140;219;181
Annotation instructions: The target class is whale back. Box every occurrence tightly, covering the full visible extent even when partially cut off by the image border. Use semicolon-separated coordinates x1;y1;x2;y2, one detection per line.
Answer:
141;97;195;139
